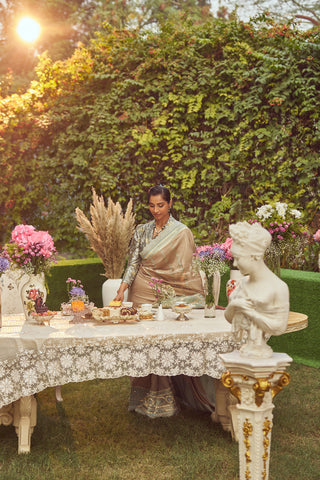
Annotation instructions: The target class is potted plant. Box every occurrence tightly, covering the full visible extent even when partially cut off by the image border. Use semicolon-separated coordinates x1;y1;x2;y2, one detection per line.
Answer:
75;189;136;305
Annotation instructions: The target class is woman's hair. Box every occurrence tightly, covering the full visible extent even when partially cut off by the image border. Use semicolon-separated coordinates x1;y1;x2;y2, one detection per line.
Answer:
147;185;171;203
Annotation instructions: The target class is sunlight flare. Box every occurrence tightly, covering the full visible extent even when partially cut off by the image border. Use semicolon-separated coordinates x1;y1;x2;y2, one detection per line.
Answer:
16;17;41;43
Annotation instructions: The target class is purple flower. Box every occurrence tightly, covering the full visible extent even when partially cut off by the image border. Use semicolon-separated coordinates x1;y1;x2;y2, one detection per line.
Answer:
0;257;10;274
69;286;86;297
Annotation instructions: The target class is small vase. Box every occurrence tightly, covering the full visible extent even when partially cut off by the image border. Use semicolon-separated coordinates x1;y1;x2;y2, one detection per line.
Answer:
204;304;216;318
102;278;128;306
204;275;216;318
19;272;47;321
156;304;165;321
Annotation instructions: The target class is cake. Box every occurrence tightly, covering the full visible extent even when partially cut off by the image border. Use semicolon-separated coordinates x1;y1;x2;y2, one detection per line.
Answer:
109;300;121;307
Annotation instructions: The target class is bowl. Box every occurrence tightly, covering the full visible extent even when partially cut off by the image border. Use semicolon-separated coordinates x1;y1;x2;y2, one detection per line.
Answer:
171;303;194;321
32;312;56;325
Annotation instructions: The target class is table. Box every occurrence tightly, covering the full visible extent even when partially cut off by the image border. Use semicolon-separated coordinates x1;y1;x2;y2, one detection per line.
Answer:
0;309;240;452
0;310;307;453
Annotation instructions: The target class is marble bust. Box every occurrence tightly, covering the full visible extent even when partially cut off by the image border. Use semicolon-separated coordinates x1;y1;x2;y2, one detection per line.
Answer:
225;221;289;358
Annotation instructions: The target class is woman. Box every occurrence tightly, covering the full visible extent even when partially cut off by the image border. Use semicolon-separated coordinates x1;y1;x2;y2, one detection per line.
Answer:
114;185;215;418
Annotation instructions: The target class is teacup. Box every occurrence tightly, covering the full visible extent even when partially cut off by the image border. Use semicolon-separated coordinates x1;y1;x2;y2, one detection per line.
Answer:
140;303;152;312
122;301;133;308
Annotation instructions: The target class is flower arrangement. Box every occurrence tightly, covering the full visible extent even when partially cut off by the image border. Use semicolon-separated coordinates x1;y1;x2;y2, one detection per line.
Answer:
75;189;135;279
212;238;233;265
148;277;176;307
2;225;57;275
193;245;229;306
248;202;309;270
61;278;94;319
0;257;10;277
66;278;88;303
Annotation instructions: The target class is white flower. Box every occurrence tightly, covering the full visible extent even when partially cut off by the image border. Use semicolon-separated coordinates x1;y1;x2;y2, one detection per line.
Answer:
60;354;74;368
290;208;302;219
176;346;190;360
133;352;147;368
90;350;101;364
23;368;38;385
20;356;31;368
161;351;174;367
118;348;132;361
76;357;90;372
256;204;274;220
149;346;160;360
47;361;61;376
163;339;174;350
0;378;14;395
11;370;21;383
190;352;203;368
75;344;86;355
102;353;117;369
275;202;288;218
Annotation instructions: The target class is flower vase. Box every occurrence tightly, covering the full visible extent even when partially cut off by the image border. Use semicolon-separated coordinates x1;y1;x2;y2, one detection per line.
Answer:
204;275;215;318
156;304;165;321
102;278;128;306
19;272;47;321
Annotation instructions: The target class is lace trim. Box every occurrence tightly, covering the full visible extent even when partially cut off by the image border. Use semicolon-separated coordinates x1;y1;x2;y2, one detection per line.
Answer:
0;334;239;408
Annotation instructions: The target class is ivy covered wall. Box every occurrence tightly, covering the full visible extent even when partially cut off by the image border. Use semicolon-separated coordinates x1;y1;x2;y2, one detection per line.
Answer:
0;17;319;254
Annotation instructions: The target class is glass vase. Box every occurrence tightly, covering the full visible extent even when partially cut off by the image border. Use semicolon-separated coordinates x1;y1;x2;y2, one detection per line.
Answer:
204;275;215;318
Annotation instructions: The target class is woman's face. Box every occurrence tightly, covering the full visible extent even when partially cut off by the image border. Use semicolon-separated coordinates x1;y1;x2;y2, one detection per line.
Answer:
148;194;171;222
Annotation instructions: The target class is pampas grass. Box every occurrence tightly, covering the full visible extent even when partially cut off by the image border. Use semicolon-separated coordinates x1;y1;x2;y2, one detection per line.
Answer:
75;190;135;279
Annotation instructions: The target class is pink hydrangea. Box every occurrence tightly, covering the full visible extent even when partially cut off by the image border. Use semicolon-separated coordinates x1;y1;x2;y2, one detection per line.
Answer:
11;225;36;245
314;229;320;242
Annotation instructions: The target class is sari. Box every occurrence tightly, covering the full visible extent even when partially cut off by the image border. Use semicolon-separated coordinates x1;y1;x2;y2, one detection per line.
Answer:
122;216;215;418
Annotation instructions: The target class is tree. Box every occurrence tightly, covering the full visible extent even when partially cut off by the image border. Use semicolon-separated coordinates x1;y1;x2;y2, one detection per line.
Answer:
212;0;320;27
0;17;319;255
0;0;212;93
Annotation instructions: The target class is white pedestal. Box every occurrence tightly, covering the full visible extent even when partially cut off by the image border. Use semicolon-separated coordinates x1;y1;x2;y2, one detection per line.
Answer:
219;351;292;480
102;278;128;306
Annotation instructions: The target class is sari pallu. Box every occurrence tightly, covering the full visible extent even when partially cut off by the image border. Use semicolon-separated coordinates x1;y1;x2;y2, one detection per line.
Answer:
128;218;204;307
126;218;215;417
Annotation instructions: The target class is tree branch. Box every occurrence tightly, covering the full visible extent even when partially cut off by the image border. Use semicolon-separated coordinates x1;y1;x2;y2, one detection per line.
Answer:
295;14;320;26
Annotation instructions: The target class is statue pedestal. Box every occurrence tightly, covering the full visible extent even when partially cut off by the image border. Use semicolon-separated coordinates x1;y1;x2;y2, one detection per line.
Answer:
220;351;292;480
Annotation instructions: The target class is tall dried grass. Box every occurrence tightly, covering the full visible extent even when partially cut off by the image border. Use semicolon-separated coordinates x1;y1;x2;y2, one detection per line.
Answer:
75;190;136;278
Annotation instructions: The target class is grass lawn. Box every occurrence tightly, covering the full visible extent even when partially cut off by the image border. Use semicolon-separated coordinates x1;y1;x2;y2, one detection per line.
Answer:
0;363;319;480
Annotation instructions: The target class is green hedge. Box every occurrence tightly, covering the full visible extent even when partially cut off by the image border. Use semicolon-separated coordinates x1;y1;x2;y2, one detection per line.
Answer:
46;259;320;368
46;258;106;310
268;269;320;369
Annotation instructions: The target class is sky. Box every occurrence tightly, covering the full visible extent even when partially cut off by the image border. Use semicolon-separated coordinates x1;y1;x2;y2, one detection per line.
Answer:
210;0;260;21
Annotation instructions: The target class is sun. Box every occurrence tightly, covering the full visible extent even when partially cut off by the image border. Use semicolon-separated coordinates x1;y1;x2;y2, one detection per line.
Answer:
16;17;41;43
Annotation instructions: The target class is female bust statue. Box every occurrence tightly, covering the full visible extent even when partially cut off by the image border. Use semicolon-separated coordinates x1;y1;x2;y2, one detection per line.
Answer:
225;221;289;358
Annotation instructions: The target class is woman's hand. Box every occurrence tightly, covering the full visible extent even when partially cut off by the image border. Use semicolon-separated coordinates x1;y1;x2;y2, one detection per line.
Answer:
113;282;129;302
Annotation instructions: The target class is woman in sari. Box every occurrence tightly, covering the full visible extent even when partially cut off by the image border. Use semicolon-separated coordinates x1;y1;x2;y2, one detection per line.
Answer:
115;185;215;418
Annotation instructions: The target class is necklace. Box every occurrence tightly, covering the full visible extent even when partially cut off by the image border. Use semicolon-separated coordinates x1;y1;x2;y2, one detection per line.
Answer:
153;225;165;238
153;218;170;238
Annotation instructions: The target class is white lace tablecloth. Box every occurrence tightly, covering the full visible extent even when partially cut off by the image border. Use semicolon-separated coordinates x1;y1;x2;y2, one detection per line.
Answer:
0;310;240;408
